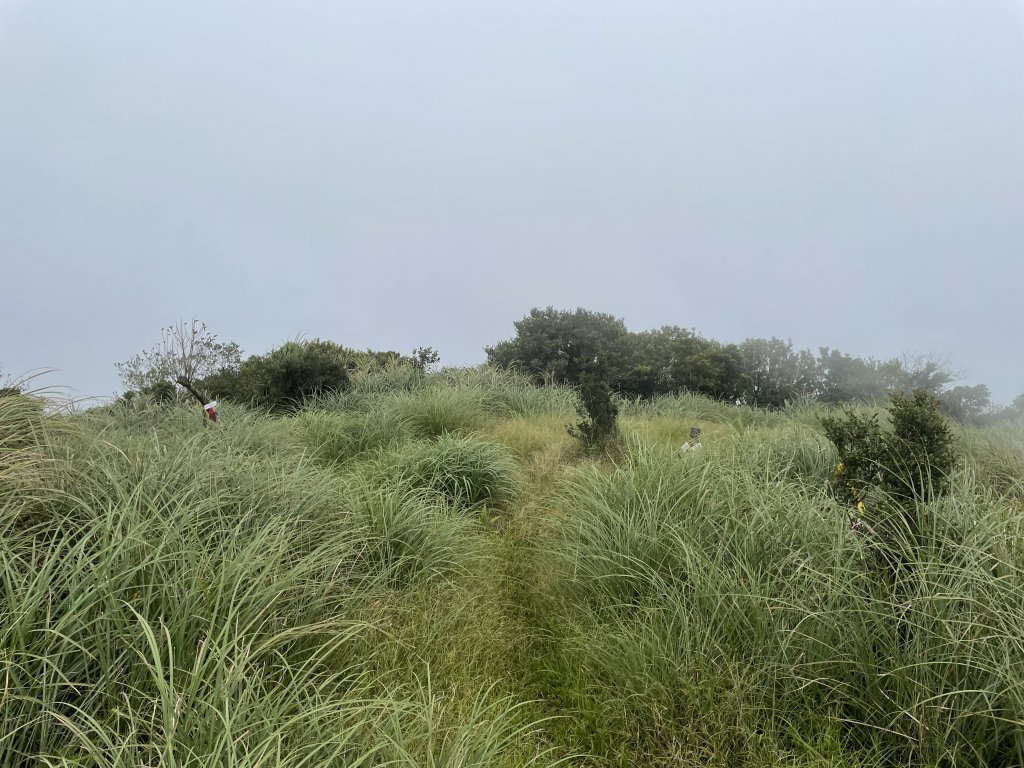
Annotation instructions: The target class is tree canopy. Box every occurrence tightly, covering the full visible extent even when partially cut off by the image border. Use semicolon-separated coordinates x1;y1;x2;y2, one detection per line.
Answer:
484;307;996;418
116;319;241;405
114;308;1008;424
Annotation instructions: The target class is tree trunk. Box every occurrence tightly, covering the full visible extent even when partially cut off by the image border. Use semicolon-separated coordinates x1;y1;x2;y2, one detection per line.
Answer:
175;377;211;407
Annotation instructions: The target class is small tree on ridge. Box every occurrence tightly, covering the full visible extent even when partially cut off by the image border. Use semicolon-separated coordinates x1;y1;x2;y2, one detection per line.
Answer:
117;319;241;408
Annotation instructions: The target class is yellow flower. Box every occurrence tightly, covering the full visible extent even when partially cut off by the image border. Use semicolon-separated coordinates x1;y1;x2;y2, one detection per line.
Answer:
835;463;844;474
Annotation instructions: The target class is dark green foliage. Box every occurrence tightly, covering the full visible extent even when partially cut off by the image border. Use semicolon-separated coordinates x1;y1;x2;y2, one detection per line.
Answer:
568;365;619;450
820;410;886;508
197;345;422;408
816;347;888;404
674;342;747;401
237;340;351;410
484;308;991;414
623;326;747;401
197;365;243;401
887;389;958;500
118;380;178;406
822;389;958;509
487;310;750;402
143;379;177;403
939;383;992;423
616;326;690;398
736;337;819;408
486;307;632;388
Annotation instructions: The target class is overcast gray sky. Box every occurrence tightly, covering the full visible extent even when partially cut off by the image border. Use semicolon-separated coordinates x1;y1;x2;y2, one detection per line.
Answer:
2;0;1023;403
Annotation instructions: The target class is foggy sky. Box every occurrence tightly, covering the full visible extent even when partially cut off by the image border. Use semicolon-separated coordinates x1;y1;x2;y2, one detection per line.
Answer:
2;0;1023;403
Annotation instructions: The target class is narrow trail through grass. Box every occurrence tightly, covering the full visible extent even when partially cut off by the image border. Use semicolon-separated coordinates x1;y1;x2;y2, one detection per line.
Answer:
4;371;1024;766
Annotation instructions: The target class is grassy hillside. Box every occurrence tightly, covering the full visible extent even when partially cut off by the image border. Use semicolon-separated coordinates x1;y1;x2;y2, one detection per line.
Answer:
3;369;1024;766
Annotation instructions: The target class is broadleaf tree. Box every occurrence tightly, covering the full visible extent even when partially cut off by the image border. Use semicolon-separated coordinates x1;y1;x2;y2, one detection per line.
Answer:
485;307;632;388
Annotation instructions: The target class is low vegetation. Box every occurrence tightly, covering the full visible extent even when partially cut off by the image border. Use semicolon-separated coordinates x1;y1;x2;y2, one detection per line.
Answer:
5;354;1024;765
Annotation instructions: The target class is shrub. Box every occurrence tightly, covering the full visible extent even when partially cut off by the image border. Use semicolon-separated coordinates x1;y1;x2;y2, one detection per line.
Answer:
240;340;351;410
410;346;440;371
568;367;619;451
133;379;177;404
888;389;958;499
822;390;959;587
485;307;632;388
821;389;957;508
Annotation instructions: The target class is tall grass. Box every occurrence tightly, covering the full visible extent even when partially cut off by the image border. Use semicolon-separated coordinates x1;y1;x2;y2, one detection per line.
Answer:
1;391;50;530
392;387;492;438
620;390;770;426
957;423;1024;500
296;407;413;465
0;394;547;766
539;432;1024;766
371;434;521;512
6;379;1024;766
436;367;575;416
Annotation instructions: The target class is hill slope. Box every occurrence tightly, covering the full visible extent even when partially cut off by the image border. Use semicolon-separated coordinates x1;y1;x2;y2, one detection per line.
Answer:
3;370;1024;767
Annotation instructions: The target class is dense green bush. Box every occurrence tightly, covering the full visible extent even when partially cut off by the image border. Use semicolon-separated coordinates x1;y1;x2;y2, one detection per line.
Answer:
568;366;619;451
239;339;351;410
888;389;958;496
119;379;177;404
822;389;958;508
486;307;632;388
199;341;423;409
486;306;991;410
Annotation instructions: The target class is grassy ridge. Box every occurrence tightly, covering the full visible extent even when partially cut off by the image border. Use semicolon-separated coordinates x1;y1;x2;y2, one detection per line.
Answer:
3;369;1024;766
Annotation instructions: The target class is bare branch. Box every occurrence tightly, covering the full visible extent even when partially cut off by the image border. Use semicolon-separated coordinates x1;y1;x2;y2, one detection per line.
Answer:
116;319;241;395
